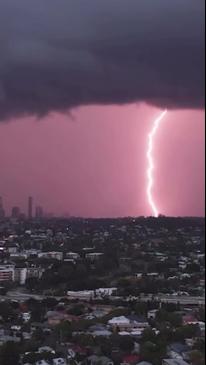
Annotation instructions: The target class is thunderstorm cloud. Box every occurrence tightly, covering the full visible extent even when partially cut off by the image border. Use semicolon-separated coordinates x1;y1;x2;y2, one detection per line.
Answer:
0;0;204;121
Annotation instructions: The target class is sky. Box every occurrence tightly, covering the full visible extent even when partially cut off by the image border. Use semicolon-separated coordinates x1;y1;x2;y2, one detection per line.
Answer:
0;105;204;217
0;0;204;217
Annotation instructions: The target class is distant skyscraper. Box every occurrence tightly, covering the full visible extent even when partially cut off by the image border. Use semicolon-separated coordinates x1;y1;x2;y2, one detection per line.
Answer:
0;197;5;219
35;206;43;219
28;196;33;219
11;206;21;219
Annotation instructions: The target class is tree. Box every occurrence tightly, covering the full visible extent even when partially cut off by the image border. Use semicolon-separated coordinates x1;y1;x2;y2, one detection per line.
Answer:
67;304;85;316
42;297;58;310
194;339;205;354
25;277;39;292
190;350;205;365
174;325;199;341
73;334;95;347
22;351;55;365
119;336;134;352
0;286;8;295
198;307;205;322
141;341;166;365
0;342;20;365
58;264;74;281
0;301;16;322
156;309;182;327
134;302;148;316
56;321;72;341
32;328;45;342
187;263;201;273
142;328;157;343
22;352;38;364
75;263;88;279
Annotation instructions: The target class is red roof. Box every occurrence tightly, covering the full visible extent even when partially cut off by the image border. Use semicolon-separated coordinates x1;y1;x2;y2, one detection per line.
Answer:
70;344;88;355
123;355;140;364
183;315;198;323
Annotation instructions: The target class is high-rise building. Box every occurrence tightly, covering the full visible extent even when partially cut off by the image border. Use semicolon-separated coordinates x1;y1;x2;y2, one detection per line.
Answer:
35;206;44;219
0;197;5;219
11;206;21;219
28;196;33;219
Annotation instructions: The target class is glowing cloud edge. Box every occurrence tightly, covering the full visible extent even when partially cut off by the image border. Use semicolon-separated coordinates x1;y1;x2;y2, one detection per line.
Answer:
147;109;168;217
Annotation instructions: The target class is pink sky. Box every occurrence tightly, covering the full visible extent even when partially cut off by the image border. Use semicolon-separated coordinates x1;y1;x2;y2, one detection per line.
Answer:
0;104;204;217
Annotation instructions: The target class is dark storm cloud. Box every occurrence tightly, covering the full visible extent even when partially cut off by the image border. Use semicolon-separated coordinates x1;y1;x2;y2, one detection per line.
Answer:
0;0;204;120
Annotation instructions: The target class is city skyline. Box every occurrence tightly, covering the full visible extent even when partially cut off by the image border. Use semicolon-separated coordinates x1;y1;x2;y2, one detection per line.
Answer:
0;107;204;218
0;196;45;219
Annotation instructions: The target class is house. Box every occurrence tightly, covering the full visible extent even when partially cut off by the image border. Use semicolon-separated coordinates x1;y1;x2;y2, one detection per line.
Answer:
31;322;47;332
38;346;55;354
53;358;66;365
85;252;104;261
167;343;190;360
84;307;108;320
66;252;80;260
7;244;18;254
0;264;15;282
182;314;199;325
67;290;94;301
121;354;140;364
89;328;112;337
135;273;143;279
95;288;117;297
0;335;21;345
198;321;205;335
108;315;148;332
132;342;140;354
22;332;32;340
14;267;27;285
38;251;63;261
46;311;79;326
147;309;158;320
22;312;31;322
90;304;114;314
67;344;88;359
27;267;44;279
108;316;130;331
88;323;112;337
11;325;21;332
127;315;149;328
67;288;116;301
87;355;114;365
162;360;190;365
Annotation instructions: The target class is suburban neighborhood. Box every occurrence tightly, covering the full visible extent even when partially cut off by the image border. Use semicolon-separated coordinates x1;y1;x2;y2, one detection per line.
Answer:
0;216;205;365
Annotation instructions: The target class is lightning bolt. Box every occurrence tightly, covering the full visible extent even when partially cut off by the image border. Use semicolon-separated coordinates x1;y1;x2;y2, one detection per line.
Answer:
147;110;167;217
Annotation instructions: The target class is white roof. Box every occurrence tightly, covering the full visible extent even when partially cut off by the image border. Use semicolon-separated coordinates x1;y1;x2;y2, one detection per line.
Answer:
119;331;130;336
38;346;54;353
163;360;189;365
131;329;144;335
108;316;130;324
53;359;66;365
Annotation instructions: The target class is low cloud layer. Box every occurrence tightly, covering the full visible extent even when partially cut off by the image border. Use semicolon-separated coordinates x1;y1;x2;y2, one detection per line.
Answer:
0;0;204;121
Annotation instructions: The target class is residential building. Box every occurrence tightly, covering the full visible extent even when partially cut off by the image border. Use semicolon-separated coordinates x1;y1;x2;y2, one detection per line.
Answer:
28;196;33;219
14;267;27;285
38;251;63;261
162;360;190;365
0;264;15;282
